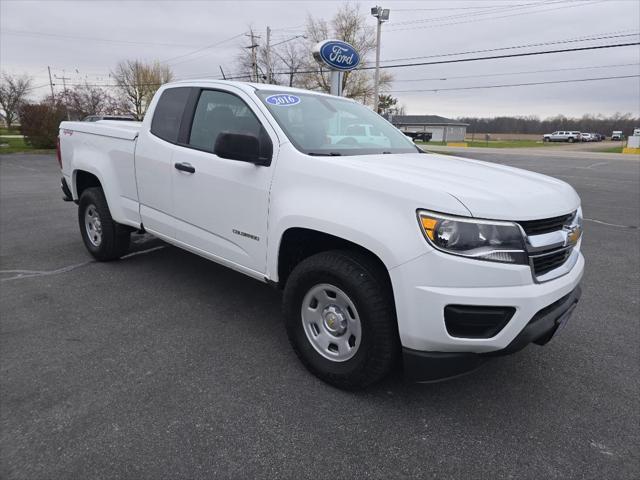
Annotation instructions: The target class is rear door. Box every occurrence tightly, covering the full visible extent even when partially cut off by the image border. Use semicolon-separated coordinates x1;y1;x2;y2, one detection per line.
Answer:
134;87;194;239
170;87;278;276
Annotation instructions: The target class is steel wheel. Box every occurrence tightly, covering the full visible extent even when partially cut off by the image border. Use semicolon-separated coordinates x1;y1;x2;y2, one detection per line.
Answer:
301;283;362;362
84;204;102;247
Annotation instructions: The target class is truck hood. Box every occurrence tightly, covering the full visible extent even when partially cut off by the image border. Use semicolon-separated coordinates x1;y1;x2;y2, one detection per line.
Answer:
339;152;580;221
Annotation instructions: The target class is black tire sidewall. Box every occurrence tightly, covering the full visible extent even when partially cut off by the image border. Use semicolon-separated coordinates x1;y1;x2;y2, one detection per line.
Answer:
283;251;398;388
78;187;129;261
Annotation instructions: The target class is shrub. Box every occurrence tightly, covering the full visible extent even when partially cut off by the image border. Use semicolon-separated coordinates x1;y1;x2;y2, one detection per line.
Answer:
19;102;67;149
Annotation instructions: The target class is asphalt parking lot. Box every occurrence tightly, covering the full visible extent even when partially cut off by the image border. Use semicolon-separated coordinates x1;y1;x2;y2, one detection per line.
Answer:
1;151;638;479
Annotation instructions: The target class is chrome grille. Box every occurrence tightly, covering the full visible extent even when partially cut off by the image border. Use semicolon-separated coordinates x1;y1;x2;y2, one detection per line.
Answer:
518;211;579;282
518;213;573;236
531;248;572;276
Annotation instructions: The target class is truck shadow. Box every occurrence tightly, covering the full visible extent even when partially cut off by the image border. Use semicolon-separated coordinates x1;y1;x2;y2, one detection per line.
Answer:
120;233;561;406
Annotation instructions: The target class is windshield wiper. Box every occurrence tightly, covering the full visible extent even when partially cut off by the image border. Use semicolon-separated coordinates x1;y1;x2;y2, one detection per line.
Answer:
307;152;343;156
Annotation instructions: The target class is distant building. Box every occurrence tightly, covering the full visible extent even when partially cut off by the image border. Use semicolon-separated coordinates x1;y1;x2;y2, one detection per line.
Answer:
387;114;468;142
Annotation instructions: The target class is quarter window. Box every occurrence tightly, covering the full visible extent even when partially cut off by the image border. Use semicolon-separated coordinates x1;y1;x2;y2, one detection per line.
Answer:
150;87;191;143
189;90;263;152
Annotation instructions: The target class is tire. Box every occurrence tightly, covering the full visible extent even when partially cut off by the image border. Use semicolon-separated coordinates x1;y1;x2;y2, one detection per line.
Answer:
78;187;130;261
543;137;550;142
568;137;574;143
283;250;399;390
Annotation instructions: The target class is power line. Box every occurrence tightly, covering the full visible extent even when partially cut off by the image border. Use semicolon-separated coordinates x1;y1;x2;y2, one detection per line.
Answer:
182;41;640;81
393;62;640;83
164;33;640;81
379;31;639;64
392;2;555;11
371;42;640;72
1;29;201;48
23;43;640;93
160;32;247;66
391;0;562;27
230;41;640;79
27;73;640;95
389;74;640;93
387;0;605;32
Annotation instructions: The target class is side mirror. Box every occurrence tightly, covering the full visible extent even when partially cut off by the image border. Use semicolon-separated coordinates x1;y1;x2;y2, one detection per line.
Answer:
214;131;272;166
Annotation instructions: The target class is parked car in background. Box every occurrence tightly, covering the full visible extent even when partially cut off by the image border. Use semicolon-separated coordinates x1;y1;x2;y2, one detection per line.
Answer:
83;115;136;122
401;131;433;142
611;131;623;141
580;133;594;142
543;131;581;143
592;133;605;141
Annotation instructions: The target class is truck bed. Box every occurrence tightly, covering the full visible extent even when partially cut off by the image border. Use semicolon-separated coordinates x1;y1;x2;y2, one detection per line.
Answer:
59;120;143;228
60;120;142;140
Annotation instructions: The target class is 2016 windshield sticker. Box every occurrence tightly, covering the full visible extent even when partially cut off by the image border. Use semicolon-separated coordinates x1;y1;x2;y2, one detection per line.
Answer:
266;94;301;106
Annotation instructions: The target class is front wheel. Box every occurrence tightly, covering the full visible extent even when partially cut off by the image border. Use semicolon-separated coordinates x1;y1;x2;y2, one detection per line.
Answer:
78;187;130;261
568;137;574;143
283;250;399;389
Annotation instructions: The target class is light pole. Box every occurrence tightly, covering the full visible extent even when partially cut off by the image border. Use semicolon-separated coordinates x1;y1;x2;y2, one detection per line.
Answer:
371;6;390;113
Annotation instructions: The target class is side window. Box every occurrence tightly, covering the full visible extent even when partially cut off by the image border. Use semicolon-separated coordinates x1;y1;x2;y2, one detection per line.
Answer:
150;87;191;143
189;90;263;152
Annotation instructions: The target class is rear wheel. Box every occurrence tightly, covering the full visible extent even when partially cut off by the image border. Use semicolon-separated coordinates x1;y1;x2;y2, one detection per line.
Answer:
78;187;130;261
568;137;574;143
283;250;399;390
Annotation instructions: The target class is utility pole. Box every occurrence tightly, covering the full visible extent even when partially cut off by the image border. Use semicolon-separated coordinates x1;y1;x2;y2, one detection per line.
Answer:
371;6;390;113
245;30;260;83
55;71;71;93
47;66;55;99
54;71;72;119
265;26;272;84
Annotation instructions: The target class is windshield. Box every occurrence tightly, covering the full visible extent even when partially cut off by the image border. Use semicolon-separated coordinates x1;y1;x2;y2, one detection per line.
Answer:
256;90;419;156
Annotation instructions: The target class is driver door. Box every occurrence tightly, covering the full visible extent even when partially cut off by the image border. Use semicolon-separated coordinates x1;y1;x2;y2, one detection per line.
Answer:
171;88;277;276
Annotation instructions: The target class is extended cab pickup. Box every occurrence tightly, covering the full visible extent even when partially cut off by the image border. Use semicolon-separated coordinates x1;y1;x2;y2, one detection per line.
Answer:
58;80;584;389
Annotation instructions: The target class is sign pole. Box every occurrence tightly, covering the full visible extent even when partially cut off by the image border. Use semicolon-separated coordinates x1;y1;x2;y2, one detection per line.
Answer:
330;71;343;96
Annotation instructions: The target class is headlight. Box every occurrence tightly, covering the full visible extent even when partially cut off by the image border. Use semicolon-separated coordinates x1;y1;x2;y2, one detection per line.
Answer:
417;210;527;264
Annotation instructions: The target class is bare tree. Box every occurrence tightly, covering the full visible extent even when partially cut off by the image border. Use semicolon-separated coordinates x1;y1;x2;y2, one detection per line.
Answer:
232;4;392;98
59;82;126;120
111;60;173;120
0;73;33;129
299;4;393;103
275;40;306;87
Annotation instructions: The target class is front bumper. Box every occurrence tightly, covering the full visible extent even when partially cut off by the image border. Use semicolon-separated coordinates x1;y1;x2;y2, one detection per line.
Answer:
402;285;581;381
389;247;584;381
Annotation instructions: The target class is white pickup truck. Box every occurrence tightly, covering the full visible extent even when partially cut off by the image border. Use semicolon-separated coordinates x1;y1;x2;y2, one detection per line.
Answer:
58;80;584;389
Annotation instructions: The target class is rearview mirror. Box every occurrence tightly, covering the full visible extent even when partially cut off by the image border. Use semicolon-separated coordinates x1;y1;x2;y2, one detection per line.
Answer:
214;132;272;166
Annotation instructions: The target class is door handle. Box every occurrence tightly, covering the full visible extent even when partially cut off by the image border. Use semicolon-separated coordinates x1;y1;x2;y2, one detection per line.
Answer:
174;162;195;174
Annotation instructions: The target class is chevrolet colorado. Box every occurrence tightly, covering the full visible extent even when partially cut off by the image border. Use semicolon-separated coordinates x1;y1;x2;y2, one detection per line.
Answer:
58;80;584;389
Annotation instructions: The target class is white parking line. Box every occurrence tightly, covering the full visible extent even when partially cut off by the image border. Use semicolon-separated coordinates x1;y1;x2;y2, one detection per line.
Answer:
584;218;638;229
0;245;166;282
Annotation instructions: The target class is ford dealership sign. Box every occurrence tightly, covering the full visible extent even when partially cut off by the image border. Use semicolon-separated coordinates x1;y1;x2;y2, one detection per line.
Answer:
313;40;360;71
